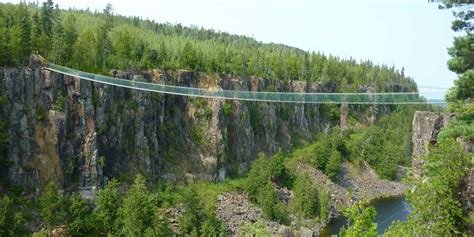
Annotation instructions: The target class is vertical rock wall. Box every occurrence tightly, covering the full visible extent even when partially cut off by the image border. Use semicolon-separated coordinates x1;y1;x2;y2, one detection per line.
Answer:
0;66;391;190
411;111;455;177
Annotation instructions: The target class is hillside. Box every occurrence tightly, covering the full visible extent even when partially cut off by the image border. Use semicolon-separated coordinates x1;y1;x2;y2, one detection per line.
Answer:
0;1;416;92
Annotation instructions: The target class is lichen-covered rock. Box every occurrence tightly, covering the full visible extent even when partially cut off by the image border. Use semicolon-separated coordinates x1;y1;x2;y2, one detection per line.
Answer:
412;111;455;177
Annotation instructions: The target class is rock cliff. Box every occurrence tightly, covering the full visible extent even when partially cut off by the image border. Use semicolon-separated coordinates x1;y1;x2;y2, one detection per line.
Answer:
411;111;455;177
1;66;385;190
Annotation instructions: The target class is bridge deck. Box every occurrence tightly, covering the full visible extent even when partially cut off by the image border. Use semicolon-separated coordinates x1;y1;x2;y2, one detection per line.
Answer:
44;63;443;105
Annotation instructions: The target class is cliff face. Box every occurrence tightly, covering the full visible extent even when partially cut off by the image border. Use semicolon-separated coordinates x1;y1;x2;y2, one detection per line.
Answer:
2;66;381;190
412;111;473;234
411;111;455;177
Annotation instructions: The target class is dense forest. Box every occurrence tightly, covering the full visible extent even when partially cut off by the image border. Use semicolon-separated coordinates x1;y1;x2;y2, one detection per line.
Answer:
0;1;417;92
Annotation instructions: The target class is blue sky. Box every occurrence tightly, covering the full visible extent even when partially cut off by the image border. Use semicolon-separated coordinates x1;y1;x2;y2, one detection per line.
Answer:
4;0;458;99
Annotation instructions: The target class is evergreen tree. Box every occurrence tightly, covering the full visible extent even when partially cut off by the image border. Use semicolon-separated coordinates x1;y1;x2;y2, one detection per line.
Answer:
31;12;42;53
0;7;9;65
179;185;204;234
441;1;474;112
50;9;65;63
95;179;121;235
40;0;54;37
339;201;377;237
67;194;95;236
325;150;342;180
62;13;77;64
143;209;173;237
18;2;31;63
0;196;27;236
180;42;198;70
291;173;319;218
119;175;156;237
39;183;69;229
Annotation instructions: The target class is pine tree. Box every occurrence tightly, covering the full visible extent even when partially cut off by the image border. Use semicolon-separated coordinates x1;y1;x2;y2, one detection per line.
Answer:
62;14;77;64
18;3;31;63
39;183;69;229
95;179;121;235
179;42;198;70
50;10;64;63
31;12;42;53
67;194;95;236
291;173;319;218
119;175;156;236
40;0;54;37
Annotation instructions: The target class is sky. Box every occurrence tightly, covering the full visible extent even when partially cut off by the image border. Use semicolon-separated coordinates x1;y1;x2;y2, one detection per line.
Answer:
3;0;459;99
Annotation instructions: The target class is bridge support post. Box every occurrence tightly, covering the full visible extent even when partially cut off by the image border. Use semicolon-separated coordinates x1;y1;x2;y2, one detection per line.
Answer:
340;102;348;134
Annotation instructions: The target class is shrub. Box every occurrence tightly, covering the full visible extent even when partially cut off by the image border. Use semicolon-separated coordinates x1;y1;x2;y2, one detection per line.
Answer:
119;175;156;236
291;173;319;218
95;179;121;235
39;183;69;229
325;150;341;180
52;92;65;111
223;102;232;116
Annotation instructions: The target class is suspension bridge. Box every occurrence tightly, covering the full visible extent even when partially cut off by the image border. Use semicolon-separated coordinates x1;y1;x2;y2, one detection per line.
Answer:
43;63;447;105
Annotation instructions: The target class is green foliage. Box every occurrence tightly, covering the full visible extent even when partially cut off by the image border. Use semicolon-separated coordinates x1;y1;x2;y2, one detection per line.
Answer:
92;87;101;108
318;188;331;221
326;150;342;180
339;201;377;237
240;220;270;237
52;92;65;111
191;126;206;145
385;138;470;236
67;193;95;236
180;185;204;234
0;196;28;236
350;107;416;180
223;102;232;116
311;130;347;179
143;209;173;237
0;1;416;96
119;175;156;236
39;183;69;229
291;173;319;218
98;156;106;168
35;106;47;121
244;153;291;224
440;1;474;111
178;184;226;236
180;42;198;71
95;179;121;235
438;113;474;141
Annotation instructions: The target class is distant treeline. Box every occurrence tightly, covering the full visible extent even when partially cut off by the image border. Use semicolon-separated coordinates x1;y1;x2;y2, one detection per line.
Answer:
0;1;416;92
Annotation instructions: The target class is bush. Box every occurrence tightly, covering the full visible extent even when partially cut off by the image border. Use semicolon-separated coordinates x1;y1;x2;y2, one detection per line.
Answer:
241;220;270;237
39;183;69;229
223;102;232;116
95;179;121;235
244;153;291;224
52;92;65;111
119;175;156;236
318;188;330;221
0;196;28;236
325;150;341;180
339;201;377;237
291;173;319;218
35;106;47;121
67;194;95;236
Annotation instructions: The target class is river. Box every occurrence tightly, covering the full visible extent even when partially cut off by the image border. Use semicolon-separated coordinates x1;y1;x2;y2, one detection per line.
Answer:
320;196;412;236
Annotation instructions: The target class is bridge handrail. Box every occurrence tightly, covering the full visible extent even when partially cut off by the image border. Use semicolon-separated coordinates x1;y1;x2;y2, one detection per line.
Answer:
44;63;442;105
